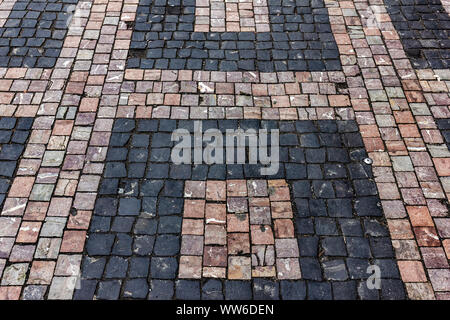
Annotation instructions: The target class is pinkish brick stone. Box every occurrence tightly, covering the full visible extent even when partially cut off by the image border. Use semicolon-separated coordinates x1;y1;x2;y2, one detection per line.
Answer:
184;181;206;198
28;261;56;285
276;258;301;279
428;269;450;292
0;218;21;237
251;225;274;245
178;256;202;279
228;256;251;280
181;235;204;256
204;225;226;245
203;246;227;267
47;198;73;217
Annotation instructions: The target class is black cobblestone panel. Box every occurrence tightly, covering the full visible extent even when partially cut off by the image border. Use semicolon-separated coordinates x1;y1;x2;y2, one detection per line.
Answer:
0;0;79;68
126;0;342;71
74;119;405;300
384;0;450;69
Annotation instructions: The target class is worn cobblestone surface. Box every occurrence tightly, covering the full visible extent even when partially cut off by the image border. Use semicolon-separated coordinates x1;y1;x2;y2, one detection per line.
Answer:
0;0;80;68
0;0;448;300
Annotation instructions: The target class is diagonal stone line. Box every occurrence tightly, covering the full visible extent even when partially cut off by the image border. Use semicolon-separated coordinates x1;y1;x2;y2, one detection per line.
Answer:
329;0;450;299
118;68;354;121
0;0;94;300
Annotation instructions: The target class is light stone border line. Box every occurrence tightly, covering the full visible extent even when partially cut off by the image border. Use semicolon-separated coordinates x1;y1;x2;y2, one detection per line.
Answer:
43;0;138;300
0;0;94;300
440;0;450;16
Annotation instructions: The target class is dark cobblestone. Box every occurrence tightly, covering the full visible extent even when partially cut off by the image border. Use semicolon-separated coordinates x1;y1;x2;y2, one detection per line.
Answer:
148;279;174;299
201;279;223;300
175;280;201;300
280;280;306;300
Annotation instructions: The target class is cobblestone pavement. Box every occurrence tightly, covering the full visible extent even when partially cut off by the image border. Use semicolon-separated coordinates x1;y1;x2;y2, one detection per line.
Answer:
0;0;449;300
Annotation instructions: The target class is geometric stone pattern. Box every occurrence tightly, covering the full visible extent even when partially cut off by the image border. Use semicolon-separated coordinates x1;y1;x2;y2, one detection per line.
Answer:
74;119;405;300
436;118;450;150
0;0;79;68
0;0;449;301
127;0;342;71
384;0;450;69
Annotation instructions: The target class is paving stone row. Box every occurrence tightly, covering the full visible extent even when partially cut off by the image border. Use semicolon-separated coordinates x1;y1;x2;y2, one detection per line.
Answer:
436;118;450;150
72;118;405;300
0;0;80;68
0;68;356;120
127;0;342;71
410;69;450;162
384;0;450;69
0;67;56;117
116;69;354;120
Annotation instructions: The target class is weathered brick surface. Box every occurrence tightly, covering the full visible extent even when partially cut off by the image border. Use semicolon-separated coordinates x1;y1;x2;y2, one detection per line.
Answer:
0;0;448;300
